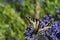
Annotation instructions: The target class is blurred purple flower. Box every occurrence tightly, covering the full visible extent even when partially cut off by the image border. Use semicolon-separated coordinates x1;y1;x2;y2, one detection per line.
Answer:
18;0;22;4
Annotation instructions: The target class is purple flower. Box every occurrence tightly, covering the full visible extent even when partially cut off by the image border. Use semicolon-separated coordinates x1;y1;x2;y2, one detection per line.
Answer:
55;7;60;14
26;26;31;31
44;19;49;23
43;15;49;20
56;32;60;39
13;36;16;40
31;35;38;40
18;0;22;4
39;21;46;28
24;31;31;36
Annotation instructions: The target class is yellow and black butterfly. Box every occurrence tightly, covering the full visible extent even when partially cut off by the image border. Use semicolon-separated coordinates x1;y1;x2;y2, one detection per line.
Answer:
26;16;51;34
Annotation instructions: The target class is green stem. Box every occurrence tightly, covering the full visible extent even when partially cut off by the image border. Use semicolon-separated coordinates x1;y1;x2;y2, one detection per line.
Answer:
34;0;40;19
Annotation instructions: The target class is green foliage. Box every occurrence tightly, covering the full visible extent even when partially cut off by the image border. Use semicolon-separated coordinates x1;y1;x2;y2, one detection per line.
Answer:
0;3;27;40
40;0;60;15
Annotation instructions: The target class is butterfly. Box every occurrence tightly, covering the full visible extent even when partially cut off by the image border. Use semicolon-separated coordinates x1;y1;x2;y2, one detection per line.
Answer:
26;16;51;34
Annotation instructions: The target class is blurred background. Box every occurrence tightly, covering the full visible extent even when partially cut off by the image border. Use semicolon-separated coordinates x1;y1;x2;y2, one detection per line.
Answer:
0;0;60;40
